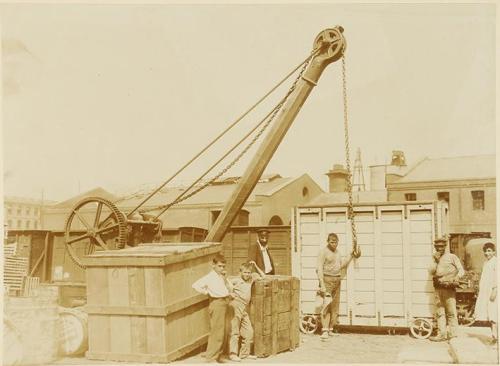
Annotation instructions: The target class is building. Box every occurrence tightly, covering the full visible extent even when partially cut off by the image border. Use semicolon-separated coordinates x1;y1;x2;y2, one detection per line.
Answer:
386;154;496;239
42;187;118;231
42;174;324;231
3;196;55;231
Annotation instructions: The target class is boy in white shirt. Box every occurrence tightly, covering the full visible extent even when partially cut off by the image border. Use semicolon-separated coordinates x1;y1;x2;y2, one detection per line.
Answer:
192;254;233;363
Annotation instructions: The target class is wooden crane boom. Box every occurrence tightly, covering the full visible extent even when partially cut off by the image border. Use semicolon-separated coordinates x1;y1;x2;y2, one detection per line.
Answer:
206;27;346;242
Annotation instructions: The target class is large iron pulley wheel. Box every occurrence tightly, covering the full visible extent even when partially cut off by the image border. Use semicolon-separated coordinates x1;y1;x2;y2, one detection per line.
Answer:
409;318;433;339
64;197;127;268
313;27;345;61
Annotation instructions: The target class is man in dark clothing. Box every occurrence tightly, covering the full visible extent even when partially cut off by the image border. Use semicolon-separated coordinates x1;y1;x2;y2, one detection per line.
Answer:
247;228;275;275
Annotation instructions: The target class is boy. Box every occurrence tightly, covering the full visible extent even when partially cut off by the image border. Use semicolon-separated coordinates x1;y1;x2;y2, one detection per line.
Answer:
192;253;233;363
228;261;265;361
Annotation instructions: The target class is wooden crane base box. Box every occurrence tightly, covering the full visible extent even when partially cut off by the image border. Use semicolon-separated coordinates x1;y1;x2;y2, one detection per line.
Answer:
84;242;222;363
249;276;300;357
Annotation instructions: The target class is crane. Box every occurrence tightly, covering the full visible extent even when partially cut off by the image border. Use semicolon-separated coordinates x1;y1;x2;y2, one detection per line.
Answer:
63;27;355;268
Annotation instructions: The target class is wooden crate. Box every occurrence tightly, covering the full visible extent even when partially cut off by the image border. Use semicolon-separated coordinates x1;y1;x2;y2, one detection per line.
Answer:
84;242;222;363
249;276;300;357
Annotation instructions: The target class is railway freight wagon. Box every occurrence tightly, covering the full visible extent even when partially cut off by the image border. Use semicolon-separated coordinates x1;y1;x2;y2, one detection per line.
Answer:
291;201;448;331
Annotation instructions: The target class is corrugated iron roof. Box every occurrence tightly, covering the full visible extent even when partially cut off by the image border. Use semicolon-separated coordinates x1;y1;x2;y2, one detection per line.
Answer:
52;187;119;208
115;176;295;208
394;155;496;183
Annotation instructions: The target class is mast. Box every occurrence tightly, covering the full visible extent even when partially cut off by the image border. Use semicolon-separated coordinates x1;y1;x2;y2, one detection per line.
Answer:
206;27;347;242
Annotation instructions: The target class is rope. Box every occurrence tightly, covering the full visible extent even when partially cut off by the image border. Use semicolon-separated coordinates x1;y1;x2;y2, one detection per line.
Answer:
126;49;320;217
147;50;317;218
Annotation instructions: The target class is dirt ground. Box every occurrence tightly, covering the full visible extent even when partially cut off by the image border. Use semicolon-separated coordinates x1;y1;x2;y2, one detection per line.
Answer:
54;326;498;365
177;329;449;364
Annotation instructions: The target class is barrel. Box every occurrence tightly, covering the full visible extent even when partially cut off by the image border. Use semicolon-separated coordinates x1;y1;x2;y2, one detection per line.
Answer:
4;286;59;365
3;317;23;366
57;307;88;356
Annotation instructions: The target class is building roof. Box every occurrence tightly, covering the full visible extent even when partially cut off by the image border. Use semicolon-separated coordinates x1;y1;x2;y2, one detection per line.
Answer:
393;155;496;184
306;190;388;206
52;187;119;208
4;196;57;205
115;174;299;209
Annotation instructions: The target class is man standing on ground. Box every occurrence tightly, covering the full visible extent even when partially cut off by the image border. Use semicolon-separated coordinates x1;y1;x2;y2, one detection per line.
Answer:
248;228;275;275
429;237;465;342
316;232;354;340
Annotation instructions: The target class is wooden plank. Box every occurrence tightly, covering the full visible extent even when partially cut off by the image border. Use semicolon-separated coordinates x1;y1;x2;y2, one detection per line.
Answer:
290;277;299;349
108;267;130;306
130;317;147;354
128;267;145;306
145;268;164;307
146;317;166;354
110;316;131;354
271;279;278;355
88;315;110;354
86;268;109;306
86;294;209;316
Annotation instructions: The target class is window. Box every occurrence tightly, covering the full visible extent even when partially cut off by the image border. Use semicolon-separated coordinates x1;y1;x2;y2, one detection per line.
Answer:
17;220;21;228
34;221;38;229
211;210;221;225
34;208;39;215
471;190;485;210
17;207;21;215
7;206;12;215
437;192;450;204
234;210;250;226
268;215;283;225
405;193;417;201
302;187;309;198
25;221;30;229
7;220;12;228
25;208;30;216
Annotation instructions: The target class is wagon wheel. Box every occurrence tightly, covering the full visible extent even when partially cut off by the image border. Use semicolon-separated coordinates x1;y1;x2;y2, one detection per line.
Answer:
457;303;475;327
299;314;319;334
64;197;128;268
409;318;433;339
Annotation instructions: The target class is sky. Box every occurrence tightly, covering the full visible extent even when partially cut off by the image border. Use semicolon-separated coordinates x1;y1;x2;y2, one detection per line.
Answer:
1;2;496;203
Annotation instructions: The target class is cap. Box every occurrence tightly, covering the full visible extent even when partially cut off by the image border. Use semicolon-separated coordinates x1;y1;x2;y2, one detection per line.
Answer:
256;228;270;234
434;237;447;246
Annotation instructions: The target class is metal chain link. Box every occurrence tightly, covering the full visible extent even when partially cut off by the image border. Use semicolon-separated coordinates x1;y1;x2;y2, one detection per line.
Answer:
342;52;360;257
140;50;318;215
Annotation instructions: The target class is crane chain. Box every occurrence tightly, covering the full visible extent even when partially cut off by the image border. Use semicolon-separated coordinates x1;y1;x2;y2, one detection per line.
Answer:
342;52;361;259
140;50;317;215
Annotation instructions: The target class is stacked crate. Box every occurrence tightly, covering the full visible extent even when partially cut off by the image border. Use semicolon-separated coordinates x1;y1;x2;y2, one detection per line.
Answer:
250;276;300;357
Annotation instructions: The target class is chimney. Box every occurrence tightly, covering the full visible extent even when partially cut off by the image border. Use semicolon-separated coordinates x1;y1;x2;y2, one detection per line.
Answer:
391;150;407;167
326;164;349;193
369;165;386;190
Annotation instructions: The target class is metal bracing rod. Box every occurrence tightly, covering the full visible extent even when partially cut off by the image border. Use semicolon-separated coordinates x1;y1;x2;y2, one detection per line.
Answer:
126;52;320;218
206;27;346;242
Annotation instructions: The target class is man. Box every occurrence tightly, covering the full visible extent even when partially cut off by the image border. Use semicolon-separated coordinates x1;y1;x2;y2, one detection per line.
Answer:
316;233;354;340
429;237;465;342
247;228;275;275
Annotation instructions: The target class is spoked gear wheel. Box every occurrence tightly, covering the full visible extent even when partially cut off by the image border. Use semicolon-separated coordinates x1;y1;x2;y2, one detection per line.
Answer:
409;318;433;339
457;303;475;327
64;197;127;268
299;314;320;334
